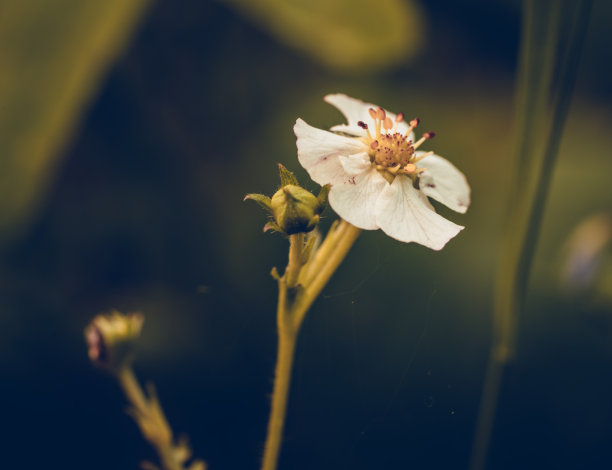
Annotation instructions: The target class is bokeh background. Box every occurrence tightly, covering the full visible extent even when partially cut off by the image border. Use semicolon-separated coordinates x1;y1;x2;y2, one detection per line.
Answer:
2;0;612;469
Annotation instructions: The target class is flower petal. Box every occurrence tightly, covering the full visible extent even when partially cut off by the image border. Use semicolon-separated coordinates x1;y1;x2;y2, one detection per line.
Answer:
324;94;377;137
375;176;464;250
338;152;371;175
295;118;366;186
328;165;388;230
324;93;413;138
416;152;471;213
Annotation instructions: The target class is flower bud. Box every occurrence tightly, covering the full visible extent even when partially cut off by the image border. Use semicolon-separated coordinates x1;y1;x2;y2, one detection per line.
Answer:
270;184;323;235
85;310;144;372
245;164;328;235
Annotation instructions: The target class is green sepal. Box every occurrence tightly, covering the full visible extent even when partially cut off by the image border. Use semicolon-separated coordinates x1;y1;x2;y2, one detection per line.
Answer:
263;220;282;233
278;163;300;187
316;184;330;211
244;193;273;213
305;214;320;232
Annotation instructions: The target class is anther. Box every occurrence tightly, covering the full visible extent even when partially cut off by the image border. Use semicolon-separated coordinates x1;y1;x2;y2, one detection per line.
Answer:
368;108;377;119
413;131;436;150
403;163;417;173
370;141;379;149
395;112;404;123
409;117;420;128
376;108;386;120
383;117;393;130
357;121;368;129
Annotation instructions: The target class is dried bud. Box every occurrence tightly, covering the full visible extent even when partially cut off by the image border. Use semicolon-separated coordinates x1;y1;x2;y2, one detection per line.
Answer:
85;310;144;371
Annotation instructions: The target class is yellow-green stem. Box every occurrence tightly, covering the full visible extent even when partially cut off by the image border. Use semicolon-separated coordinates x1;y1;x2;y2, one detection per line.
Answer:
117;367;183;470
286;233;305;288
299;220;346;287
118;366;149;415
294;222;361;329
260;304;297;470
261;220;361;470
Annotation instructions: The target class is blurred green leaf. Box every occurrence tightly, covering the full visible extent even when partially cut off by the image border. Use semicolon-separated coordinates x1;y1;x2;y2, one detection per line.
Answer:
0;0;151;242
222;0;424;72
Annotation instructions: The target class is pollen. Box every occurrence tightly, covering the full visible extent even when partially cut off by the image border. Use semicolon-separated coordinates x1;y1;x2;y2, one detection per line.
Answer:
369;133;414;168
362;106;436;180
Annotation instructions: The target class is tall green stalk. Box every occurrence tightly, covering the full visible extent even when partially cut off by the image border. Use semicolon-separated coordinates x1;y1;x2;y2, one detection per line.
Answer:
470;2;593;469
261;221;361;470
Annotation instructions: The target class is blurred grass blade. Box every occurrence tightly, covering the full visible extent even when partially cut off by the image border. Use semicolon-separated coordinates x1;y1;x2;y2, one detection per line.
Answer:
518;0;594;307
470;1;594;470
0;0;151;242
221;0;424;72
496;0;593;365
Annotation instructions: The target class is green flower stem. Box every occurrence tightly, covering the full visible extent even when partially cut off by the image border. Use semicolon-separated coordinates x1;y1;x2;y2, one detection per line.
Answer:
261;220;361;470
298;220;346;287
117;367;185;470
286;232;305;288
118;366;149;415
294;222;361;329
470;2;593;470
260;307;297;470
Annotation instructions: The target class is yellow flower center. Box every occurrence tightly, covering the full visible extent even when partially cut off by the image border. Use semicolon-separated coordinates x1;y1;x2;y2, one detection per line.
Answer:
370;133;414;168
357;107;435;182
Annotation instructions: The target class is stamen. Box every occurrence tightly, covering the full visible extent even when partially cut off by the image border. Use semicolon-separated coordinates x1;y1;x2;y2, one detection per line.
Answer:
358;120;373;139
413;131;435;150
392;112;404;133
389;164;402;175
368;108;377;119
383;117;393;130
412;151;434;163
376;108;386;120
403;163;417;173
409;117;420;129
370;140;379;150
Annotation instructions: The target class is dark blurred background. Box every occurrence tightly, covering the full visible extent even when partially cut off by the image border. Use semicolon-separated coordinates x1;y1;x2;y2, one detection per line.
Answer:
2;0;612;469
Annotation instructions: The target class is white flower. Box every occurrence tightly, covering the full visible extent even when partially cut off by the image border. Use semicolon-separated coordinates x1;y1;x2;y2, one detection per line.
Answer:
294;94;470;250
